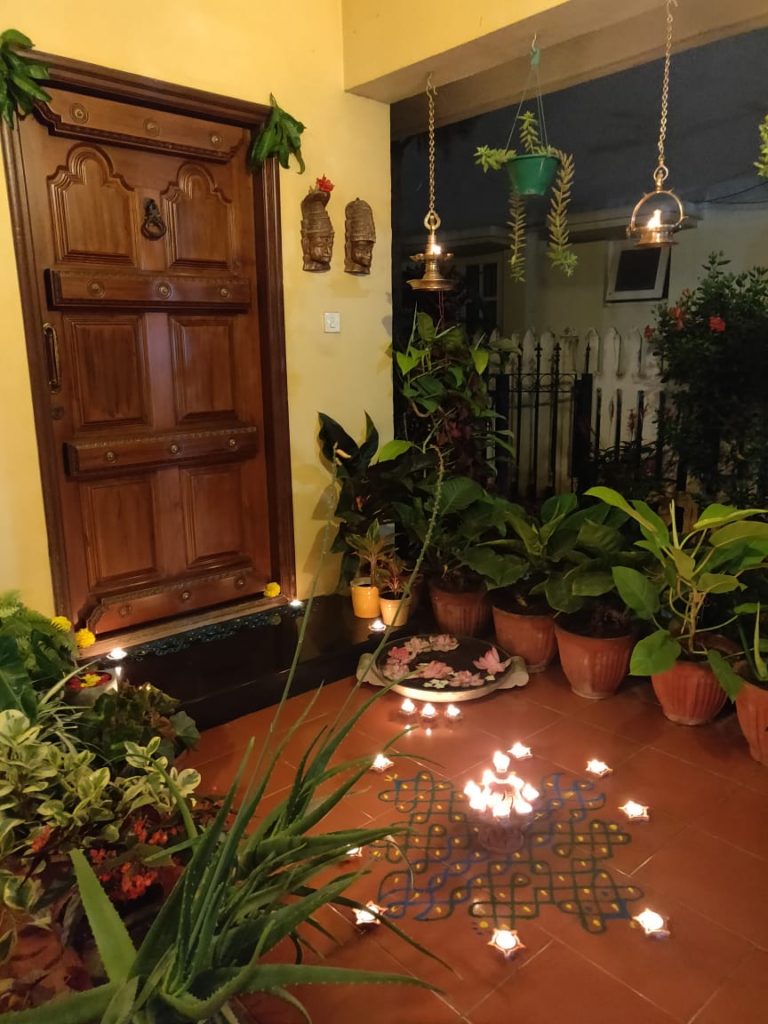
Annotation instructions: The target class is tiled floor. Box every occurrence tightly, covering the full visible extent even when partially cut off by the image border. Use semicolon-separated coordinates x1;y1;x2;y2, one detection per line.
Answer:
185;667;768;1024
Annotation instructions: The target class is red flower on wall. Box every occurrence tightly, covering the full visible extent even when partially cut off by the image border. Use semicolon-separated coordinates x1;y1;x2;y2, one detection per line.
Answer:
643;325;654;340
709;315;726;333
670;306;685;330
315;175;334;193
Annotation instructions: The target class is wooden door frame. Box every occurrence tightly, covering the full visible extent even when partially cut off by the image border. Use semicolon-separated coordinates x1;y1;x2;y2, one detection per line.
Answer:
1;51;297;624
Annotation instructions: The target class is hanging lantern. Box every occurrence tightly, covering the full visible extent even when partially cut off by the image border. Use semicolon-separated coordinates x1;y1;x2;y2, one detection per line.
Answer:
408;75;455;292
628;0;685;247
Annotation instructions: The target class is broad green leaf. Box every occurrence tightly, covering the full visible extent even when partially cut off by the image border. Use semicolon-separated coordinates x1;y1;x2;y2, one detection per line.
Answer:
545;575;581;614
71;851;135;983
571;570;614;597
395;350;420;375
586;487;665;540
415;311;436;342
577;520;623;554
507;513;541;555
632;500;670;547
697;573;742;595
541;493;578;523
669;549;695;580
706;649;745;701
375;439;414;463
461;547;527;589
470;348;489;375
1;30;34;48
612;567;659;620
710;521;768;547
630;630;681;676
691;504;766;531
437;476;485;516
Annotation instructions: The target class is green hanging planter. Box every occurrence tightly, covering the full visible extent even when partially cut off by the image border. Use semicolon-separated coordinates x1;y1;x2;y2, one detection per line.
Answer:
505;153;560;196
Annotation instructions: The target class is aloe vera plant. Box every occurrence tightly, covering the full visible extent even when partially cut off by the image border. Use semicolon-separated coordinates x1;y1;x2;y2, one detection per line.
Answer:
3;463;445;1023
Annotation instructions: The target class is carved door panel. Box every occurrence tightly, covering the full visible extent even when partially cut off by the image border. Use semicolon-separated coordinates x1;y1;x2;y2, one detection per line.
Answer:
17;88;273;633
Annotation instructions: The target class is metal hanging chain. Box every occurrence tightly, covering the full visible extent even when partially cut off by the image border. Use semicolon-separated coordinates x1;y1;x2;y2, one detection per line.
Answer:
424;74;441;231
654;0;677;188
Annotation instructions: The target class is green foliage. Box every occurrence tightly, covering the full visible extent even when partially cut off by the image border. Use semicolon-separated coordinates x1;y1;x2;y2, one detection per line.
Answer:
756;114;768;178
587;485;768;678
396;311;517;481
473;111;577;281
649;253;768;505
0;591;76;691
478;493;636;614
248;93;305;173
345;520;395;587
0;30;50;128
76;681;199;768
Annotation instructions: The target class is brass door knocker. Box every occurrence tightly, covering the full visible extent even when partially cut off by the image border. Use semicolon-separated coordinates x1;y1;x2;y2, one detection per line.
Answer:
141;198;167;240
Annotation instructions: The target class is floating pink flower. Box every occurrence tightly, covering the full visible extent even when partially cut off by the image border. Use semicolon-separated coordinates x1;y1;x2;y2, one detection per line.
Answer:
473;647;512;676
404;637;431;655
388;645;413;663
428;634;459;652
452;670;486;688
417;660;453;680
383;660;409;680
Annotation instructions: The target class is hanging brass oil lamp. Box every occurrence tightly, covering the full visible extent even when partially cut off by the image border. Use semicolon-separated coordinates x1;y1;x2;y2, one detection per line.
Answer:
628;0;685;247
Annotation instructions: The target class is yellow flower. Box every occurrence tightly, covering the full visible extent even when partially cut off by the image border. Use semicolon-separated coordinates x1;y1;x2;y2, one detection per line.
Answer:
264;581;281;599
50;615;72;632
81;673;103;687
74;628;96;650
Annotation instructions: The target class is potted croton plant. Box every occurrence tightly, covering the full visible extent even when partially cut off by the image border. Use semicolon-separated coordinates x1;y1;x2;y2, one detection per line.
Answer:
378;552;414;627
474;111;576;282
587;486;768;725
345;519;395;618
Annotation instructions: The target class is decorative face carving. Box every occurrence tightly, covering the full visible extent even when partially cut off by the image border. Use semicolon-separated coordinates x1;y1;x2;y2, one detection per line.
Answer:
301;188;334;272
345;199;376;275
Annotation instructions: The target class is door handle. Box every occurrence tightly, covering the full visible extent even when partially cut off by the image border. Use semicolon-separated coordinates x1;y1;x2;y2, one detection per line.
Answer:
43;322;62;392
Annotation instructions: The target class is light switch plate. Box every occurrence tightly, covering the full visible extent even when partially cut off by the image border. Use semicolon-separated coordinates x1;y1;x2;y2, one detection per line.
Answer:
323;311;341;333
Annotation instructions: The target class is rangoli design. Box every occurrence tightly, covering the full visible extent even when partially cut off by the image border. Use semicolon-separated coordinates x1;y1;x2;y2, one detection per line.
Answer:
370;770;643;934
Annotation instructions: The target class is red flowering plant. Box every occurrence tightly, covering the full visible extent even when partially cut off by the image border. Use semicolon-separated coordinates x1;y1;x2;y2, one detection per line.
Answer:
647;252;768;505
315;174;334;193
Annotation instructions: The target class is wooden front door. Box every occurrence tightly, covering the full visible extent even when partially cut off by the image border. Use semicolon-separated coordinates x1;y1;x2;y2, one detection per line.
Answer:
9;76;291;635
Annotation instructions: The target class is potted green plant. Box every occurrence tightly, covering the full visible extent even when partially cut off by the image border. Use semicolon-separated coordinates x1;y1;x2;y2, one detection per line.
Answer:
474;111;576;282
378;552;414;627
345;520;394;618
587;486;768;725
708;605;768;765
468;494;636;681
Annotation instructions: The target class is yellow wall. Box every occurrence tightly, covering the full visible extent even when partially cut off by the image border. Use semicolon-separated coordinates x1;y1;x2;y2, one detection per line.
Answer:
342;0;568;91
0;0;393;611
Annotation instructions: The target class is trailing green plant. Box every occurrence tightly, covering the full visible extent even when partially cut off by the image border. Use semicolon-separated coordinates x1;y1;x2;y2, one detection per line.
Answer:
648;252;768;505
466;492;639;614
756;113;768;178
586;486;768;677
395;311;516;481
248;93;305;173
0;30;50;128
474;111;577;282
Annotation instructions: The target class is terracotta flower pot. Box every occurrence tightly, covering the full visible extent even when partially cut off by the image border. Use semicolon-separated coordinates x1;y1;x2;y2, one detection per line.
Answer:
735;679;768;765
492;606;556;672
379;593;411;627
651;659;727;725
429;585;490;637
350;577;380;618
554;624;635;699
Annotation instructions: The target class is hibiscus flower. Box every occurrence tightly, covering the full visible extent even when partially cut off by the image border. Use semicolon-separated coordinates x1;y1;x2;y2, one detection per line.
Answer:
417;660;454;680
428;634;459;651
473;647;512;676
708;315;726;333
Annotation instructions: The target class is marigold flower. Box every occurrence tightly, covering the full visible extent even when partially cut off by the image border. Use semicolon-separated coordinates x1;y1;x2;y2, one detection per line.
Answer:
708;315;726;333
50;615;72;632
74;628;96;649
264;581;281;598
80;672;103;687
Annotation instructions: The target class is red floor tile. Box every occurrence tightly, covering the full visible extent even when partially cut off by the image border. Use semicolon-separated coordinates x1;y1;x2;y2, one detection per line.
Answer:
696;783;768;860
470;940;677;1024
635;826;768;948
526;716;643;775
571;692;676;745
691;946;768;1024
